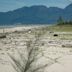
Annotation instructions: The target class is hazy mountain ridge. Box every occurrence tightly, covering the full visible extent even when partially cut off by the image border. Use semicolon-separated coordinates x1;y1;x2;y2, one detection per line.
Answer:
0;4;72;25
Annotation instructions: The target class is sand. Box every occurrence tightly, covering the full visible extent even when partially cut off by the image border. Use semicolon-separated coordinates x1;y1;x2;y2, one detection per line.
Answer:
0;26;72;72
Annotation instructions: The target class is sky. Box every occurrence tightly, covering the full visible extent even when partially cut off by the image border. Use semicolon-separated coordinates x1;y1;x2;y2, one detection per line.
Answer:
0;0;72;12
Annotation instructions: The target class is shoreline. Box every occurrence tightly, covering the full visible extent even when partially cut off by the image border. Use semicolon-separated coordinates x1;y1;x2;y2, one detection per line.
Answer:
0;24;54;28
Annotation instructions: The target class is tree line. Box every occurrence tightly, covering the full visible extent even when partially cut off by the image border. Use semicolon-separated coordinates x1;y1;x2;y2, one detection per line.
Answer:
57;16;72;25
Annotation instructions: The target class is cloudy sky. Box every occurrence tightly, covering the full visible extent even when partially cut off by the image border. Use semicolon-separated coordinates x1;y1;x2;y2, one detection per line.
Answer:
0;0;72;12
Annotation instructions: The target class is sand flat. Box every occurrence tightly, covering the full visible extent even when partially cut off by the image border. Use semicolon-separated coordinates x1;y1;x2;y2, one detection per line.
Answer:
0;25;72;72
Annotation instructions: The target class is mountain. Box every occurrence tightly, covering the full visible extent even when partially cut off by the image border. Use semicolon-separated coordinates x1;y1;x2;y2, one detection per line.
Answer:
0;4;72;25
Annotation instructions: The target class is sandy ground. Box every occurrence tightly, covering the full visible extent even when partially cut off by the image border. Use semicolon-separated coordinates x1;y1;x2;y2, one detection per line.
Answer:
0;26;72;72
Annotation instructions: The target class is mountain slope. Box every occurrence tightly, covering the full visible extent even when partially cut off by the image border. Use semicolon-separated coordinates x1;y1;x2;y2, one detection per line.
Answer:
0;4;72;25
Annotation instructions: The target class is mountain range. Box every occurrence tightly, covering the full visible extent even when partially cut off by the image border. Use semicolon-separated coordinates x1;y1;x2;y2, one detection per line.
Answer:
0;3;72;25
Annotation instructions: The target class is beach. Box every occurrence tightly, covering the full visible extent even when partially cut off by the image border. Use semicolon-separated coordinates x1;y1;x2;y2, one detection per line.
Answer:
0;25;72;72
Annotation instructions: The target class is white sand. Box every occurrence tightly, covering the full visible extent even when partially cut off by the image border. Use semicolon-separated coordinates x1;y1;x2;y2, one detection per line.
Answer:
0;26;72;72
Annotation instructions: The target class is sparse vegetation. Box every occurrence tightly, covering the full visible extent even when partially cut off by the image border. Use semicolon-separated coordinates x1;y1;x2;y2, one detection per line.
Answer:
46;25;72;32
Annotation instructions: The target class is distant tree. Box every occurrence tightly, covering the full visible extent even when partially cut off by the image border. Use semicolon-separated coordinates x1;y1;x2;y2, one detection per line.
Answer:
57;16;64;25
68;20;72;25
63;20;72;25
57;16;72;25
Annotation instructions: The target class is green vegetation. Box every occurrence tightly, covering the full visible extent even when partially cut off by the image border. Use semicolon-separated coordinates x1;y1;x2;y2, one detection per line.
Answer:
46;25;72;32
57;16;72;26
57;16;64;25
47;16;72;32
